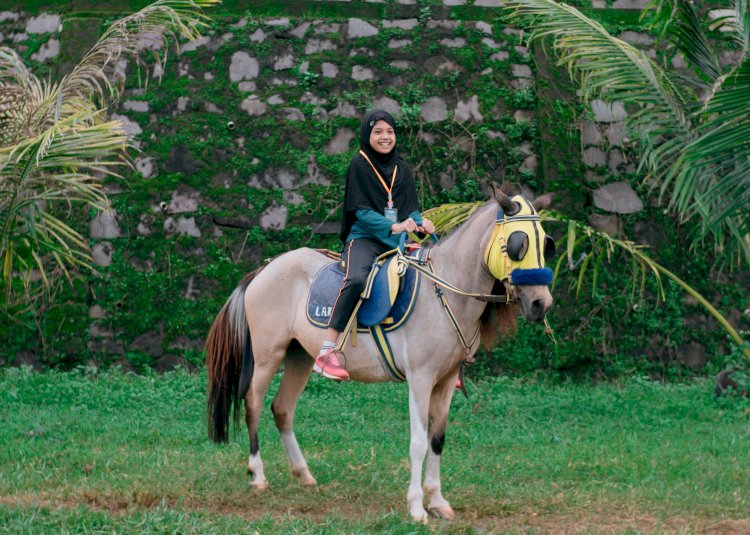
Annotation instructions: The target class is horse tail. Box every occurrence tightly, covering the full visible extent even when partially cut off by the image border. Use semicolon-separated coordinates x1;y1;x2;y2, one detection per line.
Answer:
206;268;262;443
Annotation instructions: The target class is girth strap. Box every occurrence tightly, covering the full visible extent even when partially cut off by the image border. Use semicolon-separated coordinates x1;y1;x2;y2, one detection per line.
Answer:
370;325;406;381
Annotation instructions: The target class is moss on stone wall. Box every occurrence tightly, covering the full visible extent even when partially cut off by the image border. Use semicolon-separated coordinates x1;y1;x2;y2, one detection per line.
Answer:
1;0;748;378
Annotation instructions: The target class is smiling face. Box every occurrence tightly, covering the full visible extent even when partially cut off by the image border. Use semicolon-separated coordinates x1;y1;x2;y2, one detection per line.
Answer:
369;119;396;155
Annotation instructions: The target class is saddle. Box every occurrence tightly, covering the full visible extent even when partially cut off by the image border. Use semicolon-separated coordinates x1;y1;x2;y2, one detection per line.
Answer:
307;248;423;333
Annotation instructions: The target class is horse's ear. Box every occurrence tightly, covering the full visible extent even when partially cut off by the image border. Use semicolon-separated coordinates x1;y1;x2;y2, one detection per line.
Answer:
489;182;502;199
490;182;517;213
532;192;554;211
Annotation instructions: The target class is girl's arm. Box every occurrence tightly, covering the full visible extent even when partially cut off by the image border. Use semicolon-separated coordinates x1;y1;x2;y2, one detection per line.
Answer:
355;209;396;241
355;210;427;242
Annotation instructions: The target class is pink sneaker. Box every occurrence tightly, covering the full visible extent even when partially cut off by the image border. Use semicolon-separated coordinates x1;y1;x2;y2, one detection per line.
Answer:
313;348;350;381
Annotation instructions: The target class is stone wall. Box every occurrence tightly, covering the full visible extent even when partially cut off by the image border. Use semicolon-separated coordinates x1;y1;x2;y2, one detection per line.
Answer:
2;0;746;373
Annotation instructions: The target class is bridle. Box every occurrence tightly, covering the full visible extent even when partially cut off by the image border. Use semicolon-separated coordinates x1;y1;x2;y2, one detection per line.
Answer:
395;196;555;358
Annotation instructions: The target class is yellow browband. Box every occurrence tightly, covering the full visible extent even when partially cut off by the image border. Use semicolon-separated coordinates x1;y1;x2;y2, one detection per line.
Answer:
483;195;549;282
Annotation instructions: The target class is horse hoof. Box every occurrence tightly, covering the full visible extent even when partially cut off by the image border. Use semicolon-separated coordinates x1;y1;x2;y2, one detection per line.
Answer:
251;480;269;492
429;505;455;521
292;468;317;487
410;509;429;524
300;476;318;487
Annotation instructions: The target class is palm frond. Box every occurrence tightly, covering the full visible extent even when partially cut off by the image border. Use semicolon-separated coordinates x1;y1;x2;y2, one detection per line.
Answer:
0;113;127;300
505;0;750;268
422;201;484;236
663;56;750;261
58;0;218;109
506;0;688;122
1;1;219;306
542;210;750;363
505;0;693;202
709;0;750;54
1;1;219;144
645;0;721;82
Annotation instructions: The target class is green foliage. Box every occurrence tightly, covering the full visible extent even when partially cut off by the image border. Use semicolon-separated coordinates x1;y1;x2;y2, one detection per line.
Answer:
0;0;219;316
2;0;747;382
506;0;750;267
508;88;537;110
418;7;432;26
297;70;320;90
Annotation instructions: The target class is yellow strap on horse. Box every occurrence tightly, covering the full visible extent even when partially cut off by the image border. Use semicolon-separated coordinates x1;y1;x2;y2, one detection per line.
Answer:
337;249;409;353
337;298;363;352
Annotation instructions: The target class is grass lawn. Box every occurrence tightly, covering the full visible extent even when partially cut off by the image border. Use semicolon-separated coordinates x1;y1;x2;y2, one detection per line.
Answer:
1;367;749;534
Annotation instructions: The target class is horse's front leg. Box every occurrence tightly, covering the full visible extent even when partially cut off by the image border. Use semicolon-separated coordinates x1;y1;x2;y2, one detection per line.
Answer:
424;371;458;520
406;375;433;522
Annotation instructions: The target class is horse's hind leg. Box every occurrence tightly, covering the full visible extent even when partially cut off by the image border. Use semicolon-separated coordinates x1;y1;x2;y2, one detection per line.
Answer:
424;373;458;520
245;360;279;490
271;350;317;487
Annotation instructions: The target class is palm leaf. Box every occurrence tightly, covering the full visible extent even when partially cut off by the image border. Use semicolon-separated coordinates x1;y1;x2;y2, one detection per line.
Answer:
505;0;688;119
645;0;721;82
542;210;748;362
505;0;750;268
0;1;219;306
664;56;750;262
709;0;750;54
504;0;692;203
422;201;483;236
30;1;219;136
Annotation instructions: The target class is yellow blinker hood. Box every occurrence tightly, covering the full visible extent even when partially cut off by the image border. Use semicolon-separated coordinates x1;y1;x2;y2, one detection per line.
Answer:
483;195;550;284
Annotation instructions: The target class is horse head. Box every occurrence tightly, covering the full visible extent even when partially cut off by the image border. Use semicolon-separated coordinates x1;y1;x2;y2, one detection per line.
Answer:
487;183;554;323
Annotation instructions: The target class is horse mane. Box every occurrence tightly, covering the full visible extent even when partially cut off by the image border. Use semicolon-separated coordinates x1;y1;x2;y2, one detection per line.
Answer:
479;281;520;350
433;183;523;245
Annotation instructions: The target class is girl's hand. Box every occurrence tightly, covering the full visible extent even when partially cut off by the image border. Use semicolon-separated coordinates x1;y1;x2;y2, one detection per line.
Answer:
391;218;418;234
419;218;435;234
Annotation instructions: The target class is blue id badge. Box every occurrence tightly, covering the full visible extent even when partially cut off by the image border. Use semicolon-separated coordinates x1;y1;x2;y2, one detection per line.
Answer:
384;207;398;223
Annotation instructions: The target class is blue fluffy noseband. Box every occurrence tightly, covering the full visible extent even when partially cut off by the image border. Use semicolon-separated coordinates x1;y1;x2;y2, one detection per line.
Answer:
510;268;553;286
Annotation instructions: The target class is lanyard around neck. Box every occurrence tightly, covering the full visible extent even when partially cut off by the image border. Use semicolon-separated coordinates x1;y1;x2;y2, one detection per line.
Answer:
359;149;398;205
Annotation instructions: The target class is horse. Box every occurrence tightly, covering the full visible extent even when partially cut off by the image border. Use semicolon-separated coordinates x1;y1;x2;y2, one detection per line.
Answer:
205;183;554;522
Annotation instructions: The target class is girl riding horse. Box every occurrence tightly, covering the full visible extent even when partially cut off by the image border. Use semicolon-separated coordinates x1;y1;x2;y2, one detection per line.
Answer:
314;109;435;380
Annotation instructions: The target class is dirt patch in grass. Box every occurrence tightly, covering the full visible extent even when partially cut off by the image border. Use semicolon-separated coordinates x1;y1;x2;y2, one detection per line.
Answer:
471;510;750;534
3;494;749;534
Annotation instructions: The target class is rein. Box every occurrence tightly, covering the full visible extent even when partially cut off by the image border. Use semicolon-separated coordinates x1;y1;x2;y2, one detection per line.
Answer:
397;233;516;305
395;244;512;360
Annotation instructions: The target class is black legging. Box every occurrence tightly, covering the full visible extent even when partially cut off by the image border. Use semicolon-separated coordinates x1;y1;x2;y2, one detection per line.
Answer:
327;237;389;332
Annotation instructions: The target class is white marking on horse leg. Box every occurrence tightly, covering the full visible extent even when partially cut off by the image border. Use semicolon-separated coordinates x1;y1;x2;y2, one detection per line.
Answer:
407;382;430;522
245;363;277;491
425;376;455;519
272;353;316;486
281;431;317;486
425;450;454;519
247;452;268;490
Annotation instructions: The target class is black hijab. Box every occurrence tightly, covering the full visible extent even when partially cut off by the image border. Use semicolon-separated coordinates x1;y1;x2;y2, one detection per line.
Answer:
359;109;399;178
340;109;419;243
